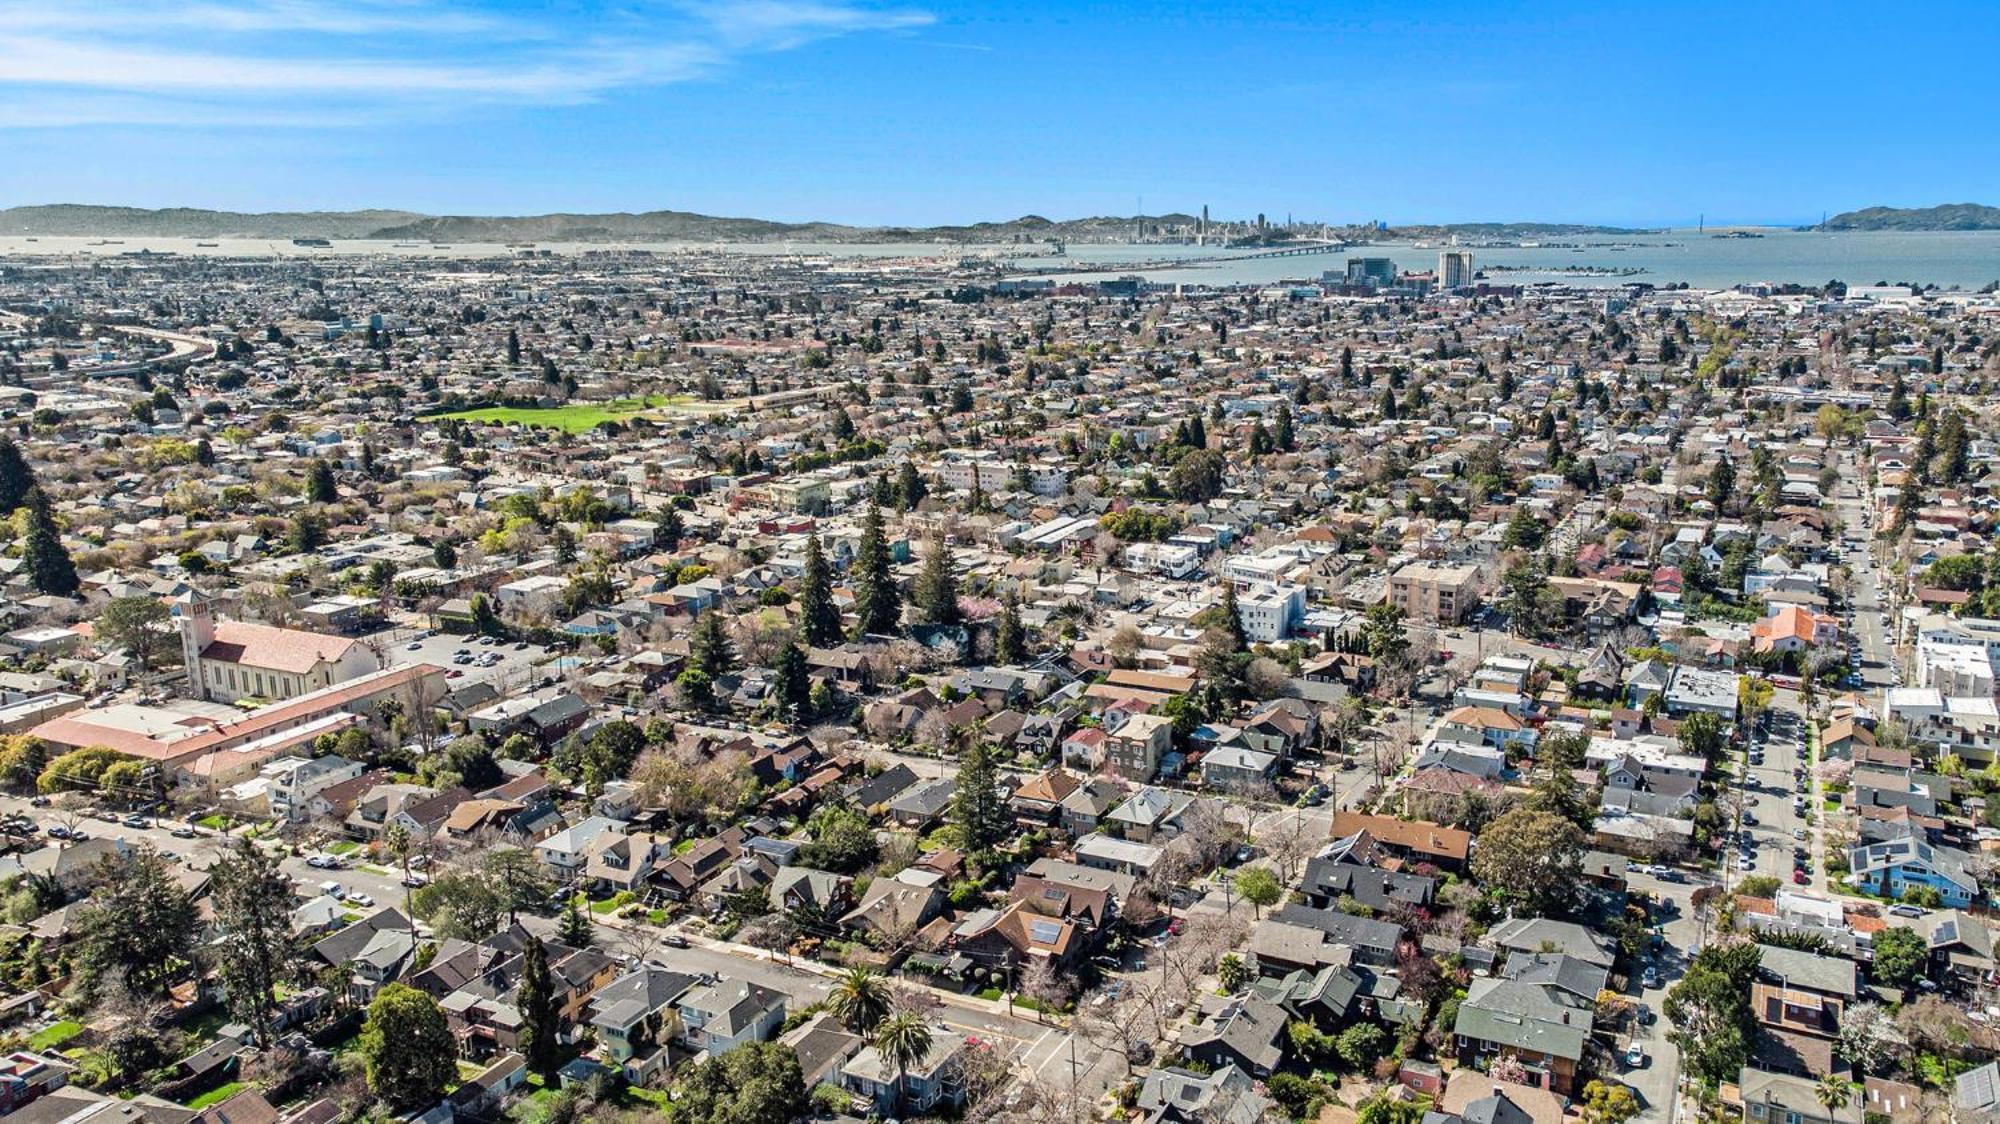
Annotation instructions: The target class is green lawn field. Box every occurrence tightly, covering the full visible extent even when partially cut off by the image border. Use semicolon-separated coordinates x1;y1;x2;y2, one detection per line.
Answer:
425;394;729;432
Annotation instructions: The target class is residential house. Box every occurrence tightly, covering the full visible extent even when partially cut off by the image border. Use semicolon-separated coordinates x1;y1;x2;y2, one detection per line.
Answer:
1848;835;1977;908
1107;713;1174;781
840;1026;966;1116
588;965;698;1086
1104;786;1197;844
675;978;786;1055
1452;976;1593;1096
1181;995;1288;1078
1008;768;1081;827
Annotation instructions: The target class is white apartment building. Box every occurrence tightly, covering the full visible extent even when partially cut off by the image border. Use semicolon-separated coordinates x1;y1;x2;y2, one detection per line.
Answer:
933;450;1068;497
1912;611;2000;699
1919;643;1996;698
1122;542;1202;579
1883;688;2000;763
1236;583;1306;644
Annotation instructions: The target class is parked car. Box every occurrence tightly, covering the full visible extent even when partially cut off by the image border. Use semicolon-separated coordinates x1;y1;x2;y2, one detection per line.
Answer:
121;815;150;829
1888;904;1927;918
661;934;691;949
1641;966;1661;989
1625;1042;1647;1068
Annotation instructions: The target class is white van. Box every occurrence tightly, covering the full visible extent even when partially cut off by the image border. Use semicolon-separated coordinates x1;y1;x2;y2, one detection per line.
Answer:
319;881;342;898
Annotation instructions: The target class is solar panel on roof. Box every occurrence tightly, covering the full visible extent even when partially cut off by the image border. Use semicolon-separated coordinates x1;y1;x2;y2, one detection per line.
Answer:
1028;919;1063;944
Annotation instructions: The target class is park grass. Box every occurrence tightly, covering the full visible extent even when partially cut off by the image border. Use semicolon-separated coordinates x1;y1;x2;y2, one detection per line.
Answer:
185;1082;246;1110
425;394;713;433
28;1020;82;1051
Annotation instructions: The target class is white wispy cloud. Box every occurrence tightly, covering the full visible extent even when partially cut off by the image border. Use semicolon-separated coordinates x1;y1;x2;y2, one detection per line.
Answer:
690;0;934;49
0;0;934;127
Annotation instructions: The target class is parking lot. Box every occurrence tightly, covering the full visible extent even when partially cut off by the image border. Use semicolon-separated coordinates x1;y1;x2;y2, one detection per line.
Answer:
392;630;562;694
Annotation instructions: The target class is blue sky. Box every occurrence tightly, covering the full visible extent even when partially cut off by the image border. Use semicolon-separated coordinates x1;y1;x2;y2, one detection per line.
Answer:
1;0;1995;227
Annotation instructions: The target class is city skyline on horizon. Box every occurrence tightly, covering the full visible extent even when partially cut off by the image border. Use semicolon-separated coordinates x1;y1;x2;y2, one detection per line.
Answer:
1;0;1995;229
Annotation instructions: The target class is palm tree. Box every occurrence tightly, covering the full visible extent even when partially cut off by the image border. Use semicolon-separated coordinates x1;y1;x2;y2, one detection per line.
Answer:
827;966;892;1034
872;1012;932;1116
384;822;413;919
1815;1074;1855;1117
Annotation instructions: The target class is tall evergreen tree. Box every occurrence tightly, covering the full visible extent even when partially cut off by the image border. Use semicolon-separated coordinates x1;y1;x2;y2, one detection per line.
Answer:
210;840;294;1045
305;458;337;503
1217;582;1248;653
1248;421;1273;456
798;533;843;647
895;461;926;512
556;895;592;948
913;534;961;626
951;740;1011;855
689;608;738;678
0;436;35;514
1274;401;1296;452
851;503;901;636
653;505;684;550
1187;411;1207;450
21;489;77;597
1706;453;1737;511
1937;410;1969;483
516;936;561;1081
994;594;1026;664
1893;473;1921;530
772;641;813;723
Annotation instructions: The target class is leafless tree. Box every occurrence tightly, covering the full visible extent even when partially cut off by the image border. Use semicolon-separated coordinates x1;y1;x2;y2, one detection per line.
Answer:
1018;955;1071;1020
399;675;444;754
738;914;800;964
1155;912;1247;1015
1258;807;1322;884
889;984;943;1021
1244;657;1290;700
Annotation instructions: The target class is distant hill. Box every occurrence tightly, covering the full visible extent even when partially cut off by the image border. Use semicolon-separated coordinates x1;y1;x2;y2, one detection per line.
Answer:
1819;203;2000;231
0;203;1200;244
0;204;428;238
0;203;1647;244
